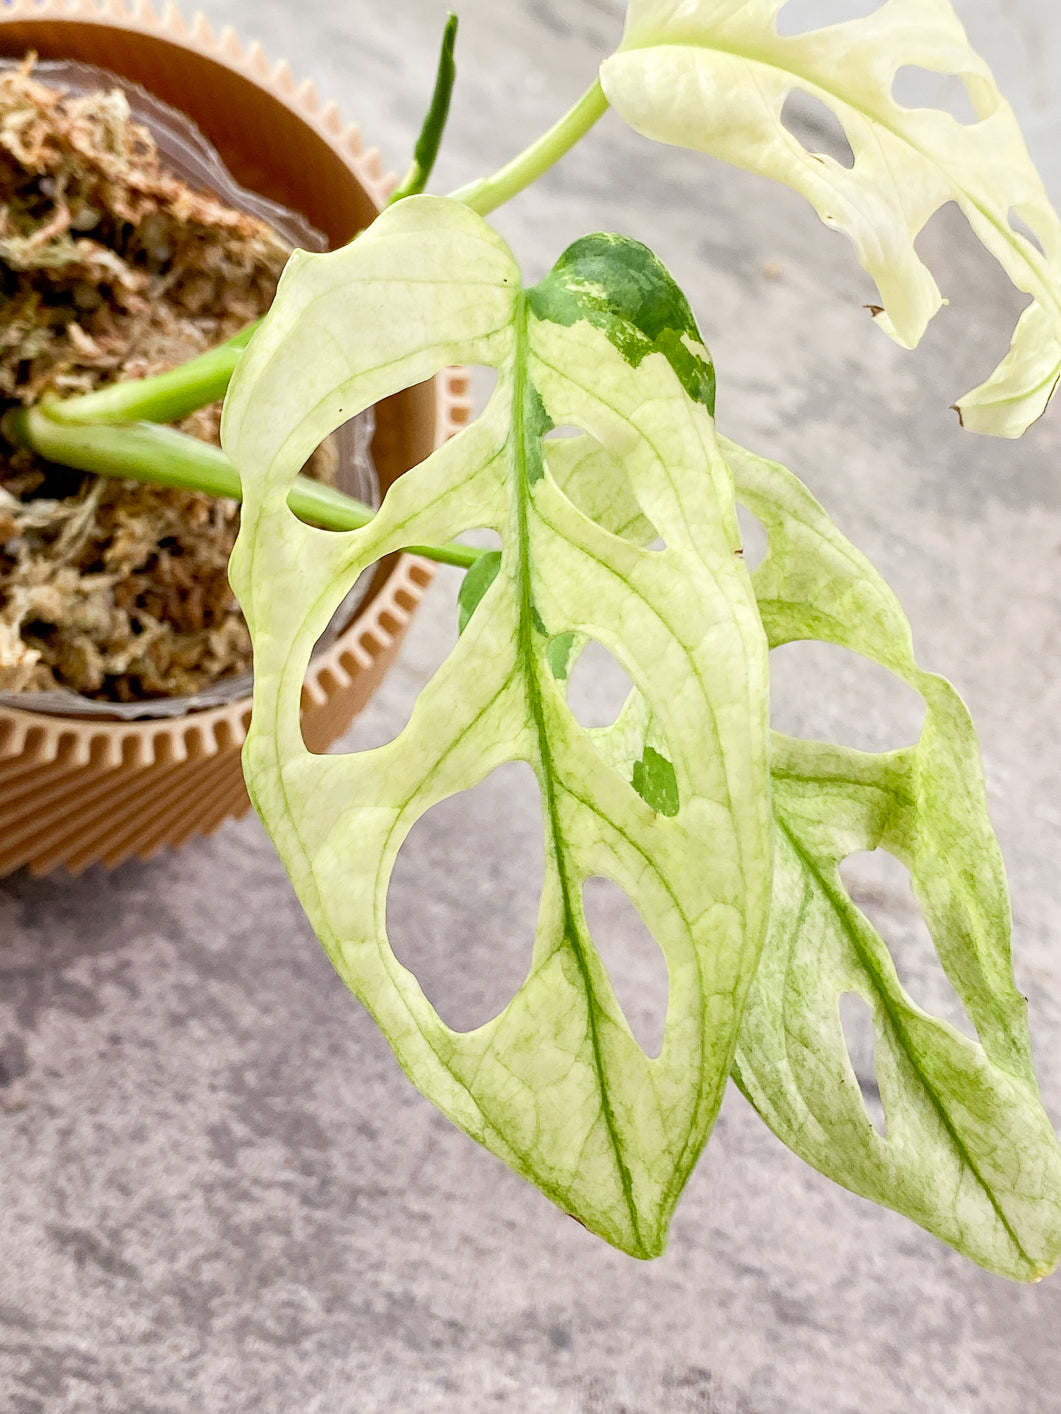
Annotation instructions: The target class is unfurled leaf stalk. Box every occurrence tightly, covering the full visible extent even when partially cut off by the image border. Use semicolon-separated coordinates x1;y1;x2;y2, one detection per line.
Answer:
389;13;460;205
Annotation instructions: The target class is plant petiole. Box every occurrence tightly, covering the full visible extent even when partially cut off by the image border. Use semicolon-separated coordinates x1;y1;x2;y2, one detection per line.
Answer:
41;321;261;427
448;78;609;216
1;406;481;570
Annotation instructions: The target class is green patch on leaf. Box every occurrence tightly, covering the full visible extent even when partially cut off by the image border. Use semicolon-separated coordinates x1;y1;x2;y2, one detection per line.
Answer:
457;549;502;634
547;631;577;680
528;233;716;413
632;745;679;817
523;380;553;485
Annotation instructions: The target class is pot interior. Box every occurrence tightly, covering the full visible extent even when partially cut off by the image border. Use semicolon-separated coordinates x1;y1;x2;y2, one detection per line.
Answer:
0;13;441;717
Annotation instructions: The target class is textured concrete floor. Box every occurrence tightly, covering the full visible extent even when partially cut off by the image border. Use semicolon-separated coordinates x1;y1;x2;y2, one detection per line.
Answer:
4;2;1061;1411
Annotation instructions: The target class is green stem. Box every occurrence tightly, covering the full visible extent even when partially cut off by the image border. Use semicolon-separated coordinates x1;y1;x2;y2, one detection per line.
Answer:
5;62;608;560
2;407;480;570
30;71;607;433
36;18;460;428
448;78;609;216
44;321;261;427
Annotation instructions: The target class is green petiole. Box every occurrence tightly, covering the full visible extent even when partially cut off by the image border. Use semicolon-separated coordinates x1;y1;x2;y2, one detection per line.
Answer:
42;321;261;427
448;79;609;217
2;406;480;570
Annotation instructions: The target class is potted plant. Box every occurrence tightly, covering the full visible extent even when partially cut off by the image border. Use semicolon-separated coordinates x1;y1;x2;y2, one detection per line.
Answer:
0;0;468;875
3;0;1061;1284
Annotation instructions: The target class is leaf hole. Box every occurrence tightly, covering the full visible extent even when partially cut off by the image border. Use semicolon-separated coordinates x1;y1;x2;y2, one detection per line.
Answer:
1007;206;1047;258
839;850;979;1043
296;362;497;539
282;413;385;735
582;876;669;1058
292;407;380;534
543;424;585;440
775;0;883;37
469;364;499;408
386;761;543;1033
301;524;503;756
768;641;925;752
546;431;663;548
838;992;886;1135
890;67;981;125
303;551;462;755
565;639;636;730
780;92;855;169
736;503;769;571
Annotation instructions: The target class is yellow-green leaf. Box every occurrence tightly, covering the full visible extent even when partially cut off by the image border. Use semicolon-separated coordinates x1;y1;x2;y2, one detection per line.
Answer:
725;437;1061;1281
553;422;1061;1277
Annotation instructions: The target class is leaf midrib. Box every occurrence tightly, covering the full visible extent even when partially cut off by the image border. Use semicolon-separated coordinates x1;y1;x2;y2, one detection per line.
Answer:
513;294;644;1252
614;27;1059;322
775;812;1034;1270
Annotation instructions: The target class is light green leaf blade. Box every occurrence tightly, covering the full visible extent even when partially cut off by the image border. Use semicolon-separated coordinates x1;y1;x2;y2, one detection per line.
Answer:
551;423;1061;1275
723;436;1061;1281
224;199;772;1257
600;0;1061;436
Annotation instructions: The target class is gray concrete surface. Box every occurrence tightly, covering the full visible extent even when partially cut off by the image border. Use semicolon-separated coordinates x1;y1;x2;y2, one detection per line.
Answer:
3;2;1061;1410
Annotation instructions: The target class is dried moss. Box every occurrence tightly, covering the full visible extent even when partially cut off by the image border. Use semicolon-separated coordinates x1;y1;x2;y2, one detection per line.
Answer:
0;58;306;702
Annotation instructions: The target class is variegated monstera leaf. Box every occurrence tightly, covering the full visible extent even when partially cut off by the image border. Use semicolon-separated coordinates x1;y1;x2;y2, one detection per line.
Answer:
547;417;1061;1281
725;440;1061;1282
600;0;1061;436
224;196;772;1258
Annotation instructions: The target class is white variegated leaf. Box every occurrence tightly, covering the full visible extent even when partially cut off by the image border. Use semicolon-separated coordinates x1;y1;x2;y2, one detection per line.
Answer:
223;196;772;1257
601;0;1061;436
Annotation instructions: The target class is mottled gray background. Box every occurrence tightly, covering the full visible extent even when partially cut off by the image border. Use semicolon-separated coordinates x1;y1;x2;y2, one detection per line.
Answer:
3;2;1061;1411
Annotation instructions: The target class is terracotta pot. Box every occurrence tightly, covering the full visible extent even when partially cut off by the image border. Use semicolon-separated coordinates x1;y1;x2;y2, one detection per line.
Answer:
0;0;468;876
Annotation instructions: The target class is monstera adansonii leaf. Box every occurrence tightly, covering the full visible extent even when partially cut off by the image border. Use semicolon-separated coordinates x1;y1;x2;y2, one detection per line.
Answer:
600;0;1061;437
223;195;772;1258
548;424;1061;1280
723;439;1061;1281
